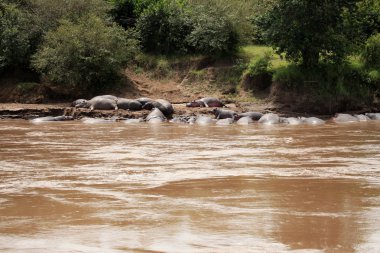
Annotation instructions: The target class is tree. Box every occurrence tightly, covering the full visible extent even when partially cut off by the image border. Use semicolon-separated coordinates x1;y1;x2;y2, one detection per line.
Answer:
186;5;238;55
32;15;140;93
257;0;358;68
136;0;192;54
0;1;32;71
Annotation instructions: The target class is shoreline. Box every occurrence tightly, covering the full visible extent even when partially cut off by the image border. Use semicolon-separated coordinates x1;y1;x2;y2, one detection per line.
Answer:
0;102;362;121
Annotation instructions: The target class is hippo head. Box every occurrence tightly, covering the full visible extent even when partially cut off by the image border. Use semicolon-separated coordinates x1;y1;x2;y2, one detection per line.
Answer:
72;99;90;108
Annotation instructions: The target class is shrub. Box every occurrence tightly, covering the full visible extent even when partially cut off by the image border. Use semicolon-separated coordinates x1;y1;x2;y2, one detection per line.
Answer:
186;5;239;55
362;33;380;69
136;0;192;54
32;15;140;93
246;53;272;77
0;2;32;70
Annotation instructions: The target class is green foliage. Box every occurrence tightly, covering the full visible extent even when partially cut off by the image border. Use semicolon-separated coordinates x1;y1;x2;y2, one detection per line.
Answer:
362;33;380;69
0;1;32;70
273;62;373;100
246;53;272;77
256;0;358;68
136;0;192;54
32;15;140;92
186;5;238;55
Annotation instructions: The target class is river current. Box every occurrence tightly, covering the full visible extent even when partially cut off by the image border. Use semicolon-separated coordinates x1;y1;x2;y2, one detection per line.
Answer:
0;119;379;252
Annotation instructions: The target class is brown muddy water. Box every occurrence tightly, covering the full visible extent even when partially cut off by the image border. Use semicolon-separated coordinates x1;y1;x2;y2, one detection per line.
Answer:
0;119;380;253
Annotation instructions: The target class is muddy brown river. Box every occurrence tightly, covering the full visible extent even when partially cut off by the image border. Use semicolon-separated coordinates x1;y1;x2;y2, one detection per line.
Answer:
0;119;379;252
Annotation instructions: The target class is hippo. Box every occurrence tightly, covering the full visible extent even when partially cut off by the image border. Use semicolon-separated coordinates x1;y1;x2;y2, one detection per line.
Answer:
186;97;224;107
258;113;281;124
236;116;254;125
170;117;188;124
136;97;154;106
333;114;359;123
301;117;325;125
71;99;89;108
195;116;214;125
212;108;237;119
123;118;144;124
216;118;234;125
283;117;303;125
81;117;117;124
31;116;74;123
73;95;118;110
142;99;174;116
88;97;117;110
187;116;197;124
236;111;263;121
117;98;143;111
354;114;370;121
146;108;166;123
366;113;380;120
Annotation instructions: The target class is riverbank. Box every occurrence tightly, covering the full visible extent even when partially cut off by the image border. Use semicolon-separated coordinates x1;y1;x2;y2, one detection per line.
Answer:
0;101;368;121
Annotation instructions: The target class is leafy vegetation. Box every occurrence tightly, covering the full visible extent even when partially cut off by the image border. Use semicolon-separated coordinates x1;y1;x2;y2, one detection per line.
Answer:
32;16;139;93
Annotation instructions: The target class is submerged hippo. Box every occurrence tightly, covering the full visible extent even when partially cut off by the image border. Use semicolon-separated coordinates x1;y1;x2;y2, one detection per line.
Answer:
258;113;281;125
212;108;237;119
366;113;380;120
283;117;304;125
117;98;142;111
236;111;263;121
31;116;74;123
236;116;254;125
333;114;359;123
142;99;174;116
301;117;325;125
355;114;370;121
146;108;166;123
216;118;234;125
195;116;214;125
186;97;224;107
123;118;144;124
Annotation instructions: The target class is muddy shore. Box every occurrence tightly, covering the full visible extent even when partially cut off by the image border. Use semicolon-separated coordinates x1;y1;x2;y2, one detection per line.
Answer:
0;102;346;120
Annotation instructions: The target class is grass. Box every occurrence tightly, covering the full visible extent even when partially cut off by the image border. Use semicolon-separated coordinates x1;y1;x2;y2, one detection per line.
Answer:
238;45;290;70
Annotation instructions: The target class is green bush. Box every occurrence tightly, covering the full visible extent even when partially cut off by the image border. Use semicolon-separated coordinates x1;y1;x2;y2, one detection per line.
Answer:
362;33;380;69
186;5;238;55
0;2;32;70
32;15;140;93
246;53;272;77
136;0;192;54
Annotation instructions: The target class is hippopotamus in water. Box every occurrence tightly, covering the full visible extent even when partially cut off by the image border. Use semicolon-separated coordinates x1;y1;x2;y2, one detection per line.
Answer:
146;108;166;123
354;114;370;121
366;113;380;120
142;99;174;116
195;116;214;125
333;114;359;123
283;117;304;125
236;116;254;125
123;118;144;124
216;118;234;125
258;113;282;124
235;111;263;121
31;116;74;123
212;108;237;119
301;117;325;125
186;97;224;107
117;98;142;111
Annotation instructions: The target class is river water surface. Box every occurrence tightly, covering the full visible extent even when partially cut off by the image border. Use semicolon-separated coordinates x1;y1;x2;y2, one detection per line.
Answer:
0;119;380;252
